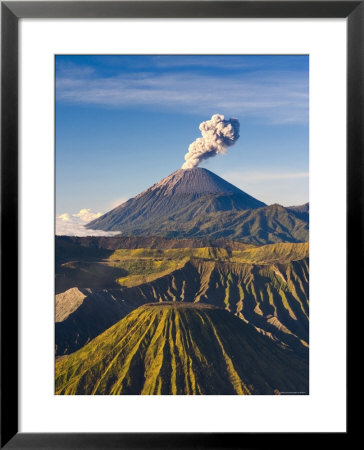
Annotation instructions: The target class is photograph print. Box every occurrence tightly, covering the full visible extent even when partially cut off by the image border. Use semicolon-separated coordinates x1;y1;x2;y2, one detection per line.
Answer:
55;55;309;395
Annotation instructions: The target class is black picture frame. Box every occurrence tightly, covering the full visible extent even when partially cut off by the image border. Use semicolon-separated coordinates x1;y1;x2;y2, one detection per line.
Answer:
1;1;356;448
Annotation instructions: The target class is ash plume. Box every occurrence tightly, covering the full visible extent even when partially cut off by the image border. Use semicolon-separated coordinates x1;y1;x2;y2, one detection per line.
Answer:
182;114;240;169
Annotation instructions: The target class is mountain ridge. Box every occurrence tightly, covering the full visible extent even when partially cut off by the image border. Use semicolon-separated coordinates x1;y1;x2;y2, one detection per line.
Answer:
86;168;308;243
55;242;309;356
144;168;257;196
55;303;309;395
86;168;267;233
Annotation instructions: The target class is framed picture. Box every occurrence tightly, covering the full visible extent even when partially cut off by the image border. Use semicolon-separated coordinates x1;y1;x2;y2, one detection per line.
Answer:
1;1;356;447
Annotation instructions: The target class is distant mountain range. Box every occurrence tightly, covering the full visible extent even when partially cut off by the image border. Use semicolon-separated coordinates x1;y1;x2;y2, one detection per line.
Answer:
86;168;309;244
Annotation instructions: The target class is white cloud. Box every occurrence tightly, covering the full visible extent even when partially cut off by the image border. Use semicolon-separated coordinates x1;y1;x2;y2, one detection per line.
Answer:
72;208;102;222
56;71;308;124
57;213;71;221
56;208;120;237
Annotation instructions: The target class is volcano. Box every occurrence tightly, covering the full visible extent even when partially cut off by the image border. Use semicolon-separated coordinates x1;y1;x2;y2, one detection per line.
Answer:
56;303;309;395
86;167;308;244
87;168;264;228
143;167;257;197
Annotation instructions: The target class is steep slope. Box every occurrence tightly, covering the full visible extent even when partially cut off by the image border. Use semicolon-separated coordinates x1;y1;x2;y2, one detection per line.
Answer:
88;201;308;244
288;202;309;222
288;202;309;214
55;243;309;357
55;239;307;295
142;203;308;243
85;168;308;243
55;288;145;356
86;168;266;233
119;258;309;354
145;167;251;196
55;303;308;395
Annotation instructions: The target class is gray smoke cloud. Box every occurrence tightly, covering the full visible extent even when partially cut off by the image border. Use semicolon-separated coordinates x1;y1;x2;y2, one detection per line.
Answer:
182;114;240;169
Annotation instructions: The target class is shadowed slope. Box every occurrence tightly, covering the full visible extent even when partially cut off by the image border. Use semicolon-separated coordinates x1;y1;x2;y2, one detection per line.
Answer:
55;235;254;252
55;288;147;356
88;202;308;244
120;258;309;354
85;169;308;243
55;303;308;395
86;168;267;236
55;261;126;294
55;243;308;356
288;203;309;222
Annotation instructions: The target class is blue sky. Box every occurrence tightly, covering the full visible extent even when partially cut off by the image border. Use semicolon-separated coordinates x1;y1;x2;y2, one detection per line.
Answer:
56;55;309;221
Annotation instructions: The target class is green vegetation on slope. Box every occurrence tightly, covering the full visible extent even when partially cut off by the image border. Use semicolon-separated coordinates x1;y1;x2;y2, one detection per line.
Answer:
116;257;309;355
230;242;309;264
55;288;148;356
108;247;231;287
55;242;309;356
55;303;308;395
88;202;308;244
109;246;231;261
109;243;307;265
56;242;308;293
